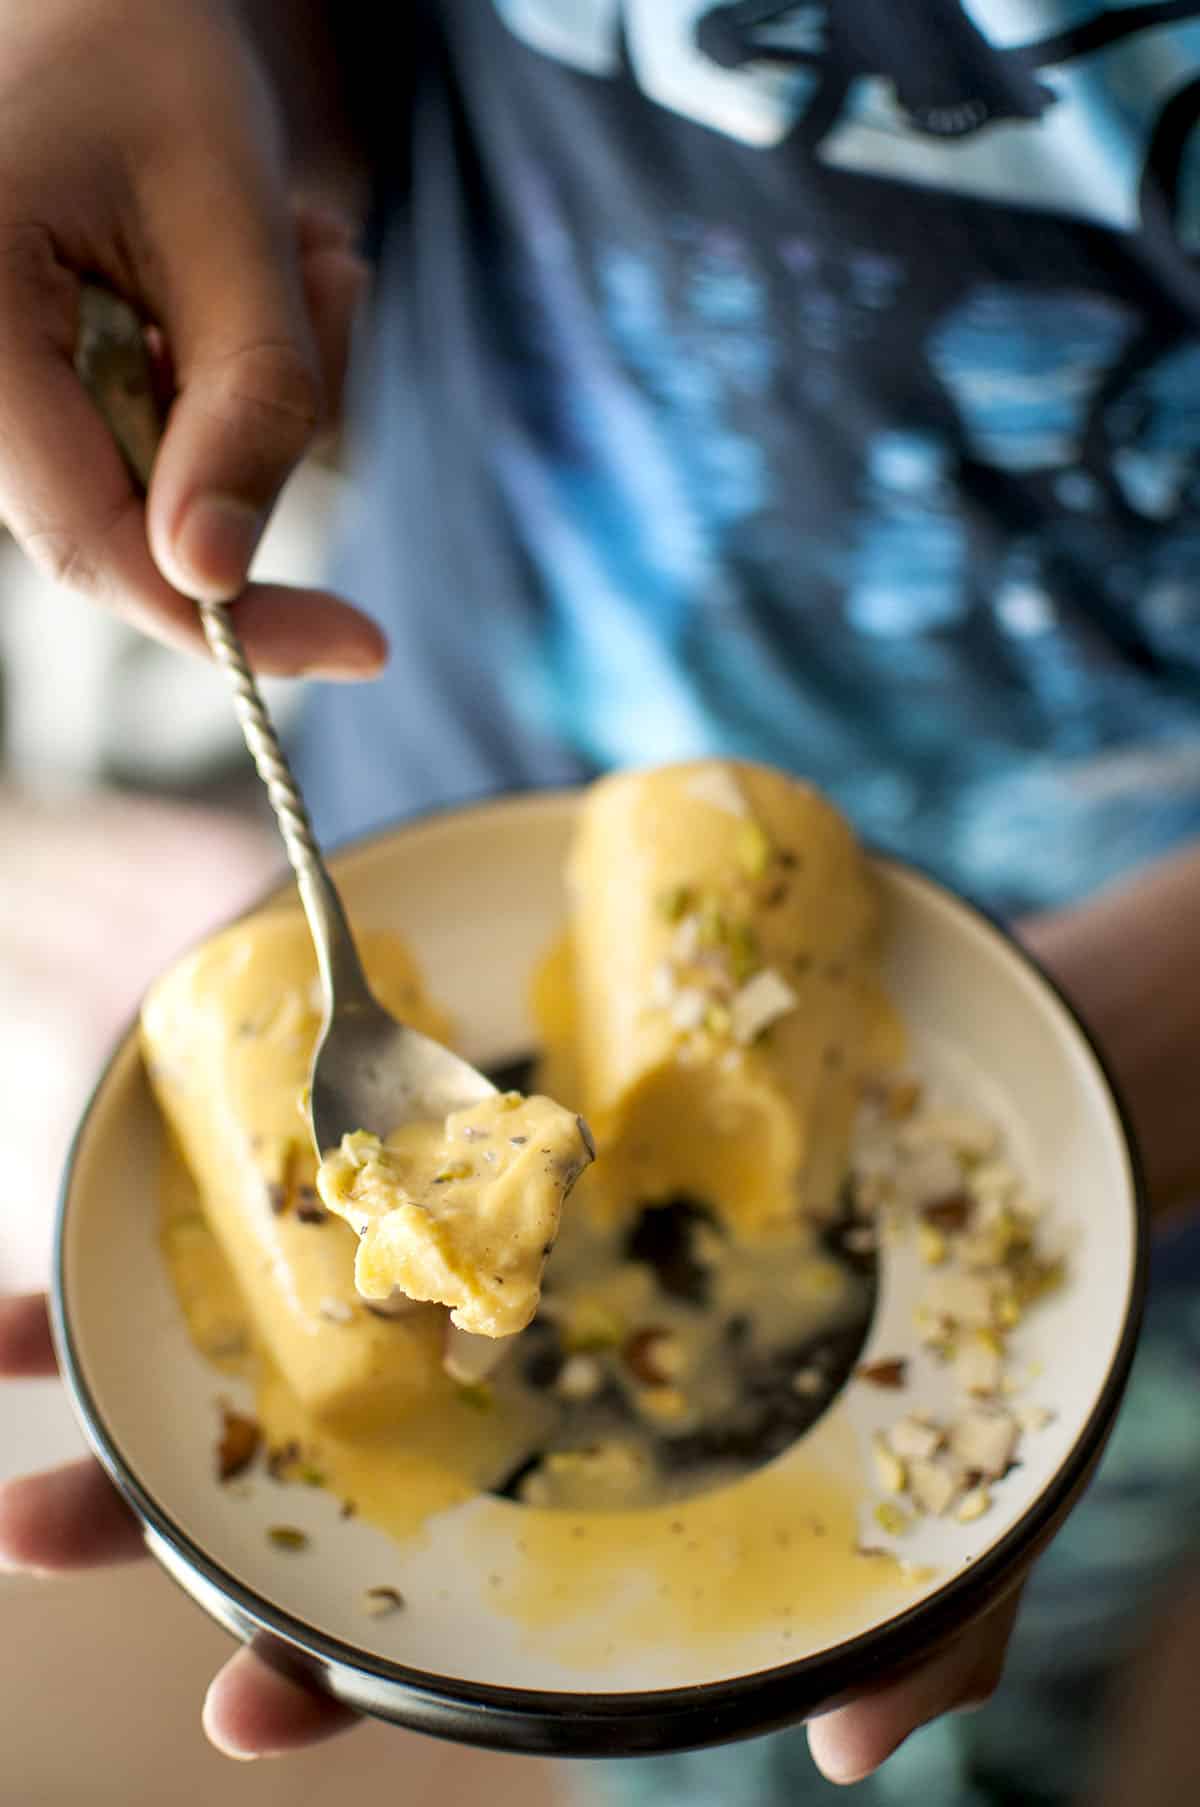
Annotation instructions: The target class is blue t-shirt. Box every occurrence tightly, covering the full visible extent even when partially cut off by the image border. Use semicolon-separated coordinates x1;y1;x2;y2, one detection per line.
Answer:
297;8;1200;1803
305;0;1200;922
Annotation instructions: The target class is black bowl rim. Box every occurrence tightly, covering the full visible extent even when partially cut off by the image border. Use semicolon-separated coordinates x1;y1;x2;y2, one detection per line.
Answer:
50;785;1149;1756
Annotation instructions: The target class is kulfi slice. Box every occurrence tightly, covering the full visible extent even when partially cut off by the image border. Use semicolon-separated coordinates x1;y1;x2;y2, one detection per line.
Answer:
141;910;455;1431
551;760;902;1234
317;1092;594;1338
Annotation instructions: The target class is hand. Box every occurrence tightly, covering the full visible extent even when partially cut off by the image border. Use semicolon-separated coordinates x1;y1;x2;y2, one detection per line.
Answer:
0;1292;361;1758
0;0;384;678
806;1584;1023;1783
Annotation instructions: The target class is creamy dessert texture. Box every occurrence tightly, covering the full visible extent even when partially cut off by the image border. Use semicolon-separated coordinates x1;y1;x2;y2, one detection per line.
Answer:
317;1092;593;1338
146;761;1063;1611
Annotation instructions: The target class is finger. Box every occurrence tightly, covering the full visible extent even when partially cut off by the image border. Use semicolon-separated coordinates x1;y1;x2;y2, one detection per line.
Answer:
808;1588;1022;1785
298;242;368;431
202;1645;360;1761
0;1293;56;1378
0;228;383;675
137;130;326;602
292;199;360;258
0;1458;147;1573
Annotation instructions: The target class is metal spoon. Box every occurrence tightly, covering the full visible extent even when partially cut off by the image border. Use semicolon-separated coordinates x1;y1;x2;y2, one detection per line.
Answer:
75;286;502;1157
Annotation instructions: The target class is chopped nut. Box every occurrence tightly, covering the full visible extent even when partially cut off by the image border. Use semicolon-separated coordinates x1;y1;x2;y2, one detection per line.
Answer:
1017;1404;1055;1433
649;961;676;1008
791;1367;824;1397
917;1223;947;1266
635;1385;690;1425
295;1189;329;1225
623;1327;686;1386
683;766;748;817
556;1354;603;1401
361;1585;405;1618
970;1161;1017;1206
873;1500;911;1536
704;1001;732;1037
731;969;798;1045
956;1329;1004;1397
956;1485;992;1524
669;987;708;1032
267;1526;309;1552
921;1193;972;1234
736;819;773;878
888;1415;944;1462
900;1145;967;1210
908;1457;964;1517
899;1113;998;1163
924;1270;997;1328
216;1408;261;1482
434;1161;474;1183
857;1358;908;1390
872;1434;907;1495
948;1409;1019;1480
672;915;702;962
563;1302;624;1352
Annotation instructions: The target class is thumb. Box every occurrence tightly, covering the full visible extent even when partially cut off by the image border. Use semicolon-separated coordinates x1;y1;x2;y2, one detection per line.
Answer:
139;147;325;604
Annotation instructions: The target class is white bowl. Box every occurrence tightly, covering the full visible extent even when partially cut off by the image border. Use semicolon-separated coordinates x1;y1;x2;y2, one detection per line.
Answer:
52;791;1146;1757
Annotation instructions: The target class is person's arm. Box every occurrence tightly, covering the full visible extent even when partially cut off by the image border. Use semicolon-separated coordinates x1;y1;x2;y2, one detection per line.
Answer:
0;0;383;678
1022;837;1200;1220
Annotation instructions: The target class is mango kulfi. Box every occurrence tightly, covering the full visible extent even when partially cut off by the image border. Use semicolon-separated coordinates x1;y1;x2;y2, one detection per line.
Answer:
141;910;456;1431
317;1092;594;1338
548;760;902;1234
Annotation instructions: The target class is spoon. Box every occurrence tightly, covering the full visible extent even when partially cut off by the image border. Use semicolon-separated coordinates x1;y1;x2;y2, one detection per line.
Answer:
75;285;502;1157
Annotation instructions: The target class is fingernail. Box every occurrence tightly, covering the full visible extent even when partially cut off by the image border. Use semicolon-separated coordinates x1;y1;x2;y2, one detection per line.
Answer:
302;660;384;682
175;496;265;600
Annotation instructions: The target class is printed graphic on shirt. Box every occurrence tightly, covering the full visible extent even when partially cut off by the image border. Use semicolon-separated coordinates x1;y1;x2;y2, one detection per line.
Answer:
492;2;1200;237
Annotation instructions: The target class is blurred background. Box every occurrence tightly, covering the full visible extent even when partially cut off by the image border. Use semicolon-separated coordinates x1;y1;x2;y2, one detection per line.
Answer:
0;460;567;1807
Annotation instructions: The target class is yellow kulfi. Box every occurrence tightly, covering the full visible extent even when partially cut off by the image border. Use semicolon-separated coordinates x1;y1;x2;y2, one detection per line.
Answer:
317;1092;594;1338
548;760;901;1234
141;910;456;1431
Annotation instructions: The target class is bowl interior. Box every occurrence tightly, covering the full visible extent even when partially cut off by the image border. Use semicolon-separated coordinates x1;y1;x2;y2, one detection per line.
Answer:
57;792;1140;1697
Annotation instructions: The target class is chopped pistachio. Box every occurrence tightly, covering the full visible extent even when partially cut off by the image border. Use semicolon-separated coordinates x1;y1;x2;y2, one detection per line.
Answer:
497;1091;523;1112
299;1466;327;1488
699;898;728;949
704;1001;732;1037
434;1161;474;1183
736;819;773;877
267;1526;309;1552
873;1500;911;1536
728;920;761;983
917;1223;947;1266
563;1302;624;1352
658;883;697;923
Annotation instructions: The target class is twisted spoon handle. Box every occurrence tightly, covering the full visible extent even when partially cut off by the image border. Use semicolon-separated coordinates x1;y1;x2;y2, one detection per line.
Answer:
75;284;372;1011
